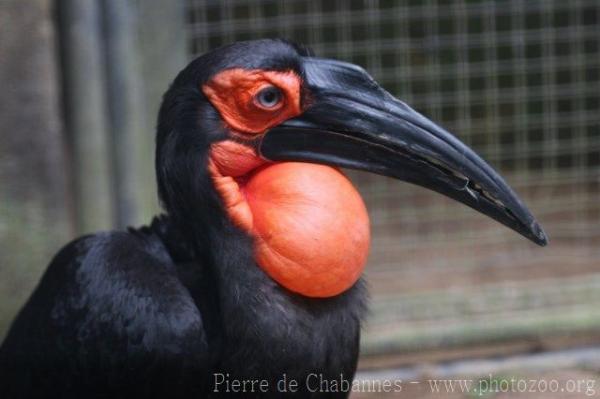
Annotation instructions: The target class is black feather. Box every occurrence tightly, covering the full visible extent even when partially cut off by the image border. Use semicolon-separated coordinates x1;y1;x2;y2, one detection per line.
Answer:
0;39;367;398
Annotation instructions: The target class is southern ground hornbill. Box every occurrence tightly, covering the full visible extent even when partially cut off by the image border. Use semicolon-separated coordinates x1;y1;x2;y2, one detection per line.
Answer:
0;39;547;398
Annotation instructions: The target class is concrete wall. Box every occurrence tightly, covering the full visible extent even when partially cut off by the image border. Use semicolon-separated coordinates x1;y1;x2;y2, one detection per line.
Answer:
0;0;73;338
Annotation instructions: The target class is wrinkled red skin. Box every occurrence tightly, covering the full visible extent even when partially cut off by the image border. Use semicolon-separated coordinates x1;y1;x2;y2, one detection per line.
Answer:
203;68;301;134
205;69;371;298
246;162;370;297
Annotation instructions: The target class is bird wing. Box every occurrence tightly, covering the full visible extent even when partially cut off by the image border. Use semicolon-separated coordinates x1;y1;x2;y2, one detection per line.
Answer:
0;230;211;397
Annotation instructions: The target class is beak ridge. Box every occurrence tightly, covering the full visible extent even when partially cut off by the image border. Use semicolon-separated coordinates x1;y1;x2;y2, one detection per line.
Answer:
259;58;548;246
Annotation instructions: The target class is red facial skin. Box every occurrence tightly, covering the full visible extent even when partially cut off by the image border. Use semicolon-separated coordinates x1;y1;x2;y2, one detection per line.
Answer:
202;69;302;134
203;69;370;298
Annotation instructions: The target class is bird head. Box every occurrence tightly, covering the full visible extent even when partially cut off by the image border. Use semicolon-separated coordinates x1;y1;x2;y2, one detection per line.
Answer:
156;39;547;298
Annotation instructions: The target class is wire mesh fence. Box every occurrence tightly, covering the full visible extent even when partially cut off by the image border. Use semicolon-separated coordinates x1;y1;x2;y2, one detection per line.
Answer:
187;0;600;362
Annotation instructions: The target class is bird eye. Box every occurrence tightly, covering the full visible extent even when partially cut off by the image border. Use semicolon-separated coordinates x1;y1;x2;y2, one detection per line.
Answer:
255;86;283;109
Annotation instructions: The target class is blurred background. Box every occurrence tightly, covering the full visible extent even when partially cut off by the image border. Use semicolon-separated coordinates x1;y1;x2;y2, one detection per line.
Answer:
1;0;599;397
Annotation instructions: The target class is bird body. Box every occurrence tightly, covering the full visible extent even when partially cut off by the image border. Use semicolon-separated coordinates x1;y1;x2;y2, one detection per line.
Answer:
1;216;364;398
0;39;546;398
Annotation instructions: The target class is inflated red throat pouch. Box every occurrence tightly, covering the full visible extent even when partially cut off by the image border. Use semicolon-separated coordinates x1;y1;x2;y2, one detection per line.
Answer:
209;141;370;298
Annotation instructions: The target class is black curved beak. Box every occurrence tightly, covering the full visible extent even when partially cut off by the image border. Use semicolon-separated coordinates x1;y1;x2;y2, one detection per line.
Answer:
259;58;547;246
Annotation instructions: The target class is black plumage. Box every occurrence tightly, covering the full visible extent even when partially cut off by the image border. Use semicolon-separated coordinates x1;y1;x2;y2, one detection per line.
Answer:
0;40;365;398
0;38;546;398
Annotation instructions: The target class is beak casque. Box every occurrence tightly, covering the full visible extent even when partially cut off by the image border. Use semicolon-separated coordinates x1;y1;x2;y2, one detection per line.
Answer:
259;58;547;246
